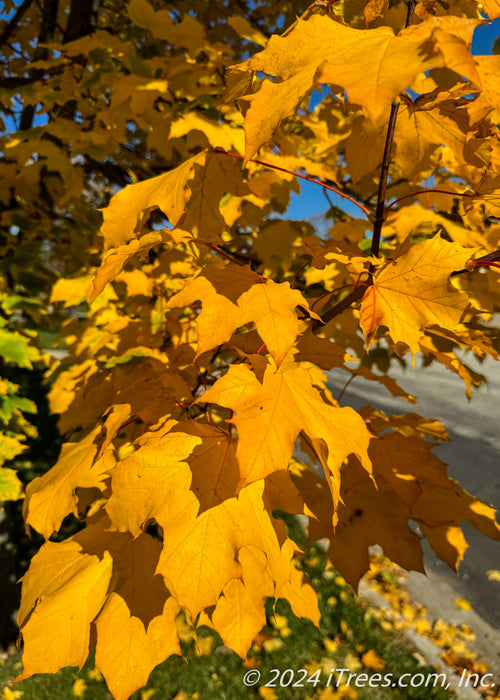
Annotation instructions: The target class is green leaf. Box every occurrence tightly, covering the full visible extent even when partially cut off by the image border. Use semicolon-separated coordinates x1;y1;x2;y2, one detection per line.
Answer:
0;466;24;501
0;328;41;369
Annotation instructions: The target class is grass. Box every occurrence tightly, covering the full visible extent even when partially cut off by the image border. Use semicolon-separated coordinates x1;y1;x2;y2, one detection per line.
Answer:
0;538;456;700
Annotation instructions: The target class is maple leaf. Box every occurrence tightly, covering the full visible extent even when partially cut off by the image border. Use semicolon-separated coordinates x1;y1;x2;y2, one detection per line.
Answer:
233;15;478;160
16;541;113;680
314;457;425;588
23;427;113;538
333;433;500;584
105;420;313;622
210;546;273;658
91;230;190;302
168;263;317;367
360;236;475;355
181;422;240;512
198;357;372;514
98;149;249;253
95;593;180;700
105;424;202;538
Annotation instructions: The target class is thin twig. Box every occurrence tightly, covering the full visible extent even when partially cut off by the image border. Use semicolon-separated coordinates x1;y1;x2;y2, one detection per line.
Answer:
290;260;310;288
451;252;500;277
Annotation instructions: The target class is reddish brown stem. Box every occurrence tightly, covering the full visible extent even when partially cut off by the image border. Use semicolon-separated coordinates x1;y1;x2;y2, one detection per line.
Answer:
211;245;244;267
472;260;500;271
384;188;474;216
213;148;371;218
450;249;500;276
337;374;356;403
290;260;310;288
312;284;367;330
118;416;141;431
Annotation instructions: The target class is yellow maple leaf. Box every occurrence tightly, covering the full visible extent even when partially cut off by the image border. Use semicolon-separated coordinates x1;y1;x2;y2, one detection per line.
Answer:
106;422;307;620
23;427;113;538
95;594;180;700
360;236;474;355
50;275;94;307
233;15;479;161
91;230;188;302
155;479;295;617
128;0;207;53
198;358;372;510
16;543;112;680
454;597;473;610
97;149;249;255
105;426;202;537
320;432;500;584
327;457;425;588
211;577;267;658
168;263;317;367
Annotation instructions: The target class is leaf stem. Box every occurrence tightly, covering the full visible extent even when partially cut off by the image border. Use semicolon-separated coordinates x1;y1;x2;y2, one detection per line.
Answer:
290;260;310;287
370;0;416;257
384;188;474;216
472;260;500;271
118;416;141;431
213;148;371;218
211;245;244;267
337;374;356;403
450;249;500;276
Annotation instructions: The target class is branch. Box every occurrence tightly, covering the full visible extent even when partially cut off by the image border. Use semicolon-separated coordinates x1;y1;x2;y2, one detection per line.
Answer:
370;0;417;257
0;0;35;50
63;0;94;43
311;2;417;329
312;284;367;331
